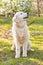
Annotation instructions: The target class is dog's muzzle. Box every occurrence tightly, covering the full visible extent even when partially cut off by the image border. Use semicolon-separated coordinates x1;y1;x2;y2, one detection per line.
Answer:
24;12;29;19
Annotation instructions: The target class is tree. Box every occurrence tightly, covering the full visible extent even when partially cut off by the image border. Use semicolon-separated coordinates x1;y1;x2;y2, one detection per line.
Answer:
37;0;40;17
21;0;32;12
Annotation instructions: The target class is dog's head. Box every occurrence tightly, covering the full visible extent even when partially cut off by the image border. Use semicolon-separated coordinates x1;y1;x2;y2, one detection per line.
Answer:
12;12;29;27
14;12;29;19
13;12;29;21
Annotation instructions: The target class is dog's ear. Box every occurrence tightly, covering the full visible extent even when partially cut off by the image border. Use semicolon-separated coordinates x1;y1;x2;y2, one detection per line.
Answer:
12;16;16;22
12;16;18;22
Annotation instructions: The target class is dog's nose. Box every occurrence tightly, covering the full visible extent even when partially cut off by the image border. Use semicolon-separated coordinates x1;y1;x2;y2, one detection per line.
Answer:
27;12;29;14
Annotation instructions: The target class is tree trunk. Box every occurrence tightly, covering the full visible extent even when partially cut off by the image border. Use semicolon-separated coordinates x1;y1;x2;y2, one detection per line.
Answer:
37;0;40;17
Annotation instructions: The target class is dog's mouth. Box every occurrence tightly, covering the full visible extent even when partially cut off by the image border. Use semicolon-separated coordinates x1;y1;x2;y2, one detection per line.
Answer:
23;16;28;19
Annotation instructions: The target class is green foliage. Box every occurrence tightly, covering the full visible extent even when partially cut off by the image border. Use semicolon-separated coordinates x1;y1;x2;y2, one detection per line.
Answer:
22;0;32;12
0;0;2;4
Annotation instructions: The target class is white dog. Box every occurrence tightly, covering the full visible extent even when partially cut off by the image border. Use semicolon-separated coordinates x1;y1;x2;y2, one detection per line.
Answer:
11;12;34;58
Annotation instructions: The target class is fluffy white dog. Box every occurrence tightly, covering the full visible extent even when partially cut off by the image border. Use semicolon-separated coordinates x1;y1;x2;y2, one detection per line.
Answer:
11;12;34;58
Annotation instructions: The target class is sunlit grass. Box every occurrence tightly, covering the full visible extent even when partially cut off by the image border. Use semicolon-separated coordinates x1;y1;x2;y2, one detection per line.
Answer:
29;24;43;31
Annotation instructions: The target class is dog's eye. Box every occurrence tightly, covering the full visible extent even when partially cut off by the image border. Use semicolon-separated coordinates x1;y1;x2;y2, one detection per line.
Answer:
20;13;23;15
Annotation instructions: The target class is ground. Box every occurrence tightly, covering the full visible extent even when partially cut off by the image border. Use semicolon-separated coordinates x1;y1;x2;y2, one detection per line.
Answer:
0;16;43;65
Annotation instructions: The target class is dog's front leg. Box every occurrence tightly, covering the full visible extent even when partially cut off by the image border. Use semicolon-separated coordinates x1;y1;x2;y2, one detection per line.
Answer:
23;41;28;57
11;41;15;51
11;34;20;58
15;42;20;58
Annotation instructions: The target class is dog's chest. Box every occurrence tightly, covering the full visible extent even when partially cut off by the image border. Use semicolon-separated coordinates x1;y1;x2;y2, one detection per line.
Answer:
16;28;26;37
16;27;27;43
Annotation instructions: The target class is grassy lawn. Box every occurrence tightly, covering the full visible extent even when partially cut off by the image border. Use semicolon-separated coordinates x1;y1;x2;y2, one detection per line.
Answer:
0;16;43;65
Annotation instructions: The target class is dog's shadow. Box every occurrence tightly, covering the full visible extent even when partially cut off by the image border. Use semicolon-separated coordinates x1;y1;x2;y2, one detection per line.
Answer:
0;47;43;61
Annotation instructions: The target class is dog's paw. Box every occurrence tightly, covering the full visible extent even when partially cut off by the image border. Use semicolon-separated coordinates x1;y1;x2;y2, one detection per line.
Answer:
28;48;34;52
15;55;20;58
22;54;27;57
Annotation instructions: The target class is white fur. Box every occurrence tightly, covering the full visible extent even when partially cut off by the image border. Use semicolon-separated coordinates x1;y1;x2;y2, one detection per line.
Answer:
11;12;33;58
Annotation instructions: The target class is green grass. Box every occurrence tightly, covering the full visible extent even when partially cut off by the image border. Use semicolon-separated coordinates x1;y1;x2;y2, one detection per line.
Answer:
27;16;43;31
27;16;43;25
0;16;43;65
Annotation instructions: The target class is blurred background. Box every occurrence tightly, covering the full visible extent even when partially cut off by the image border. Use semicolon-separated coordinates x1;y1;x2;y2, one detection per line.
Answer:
0;0;43;17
